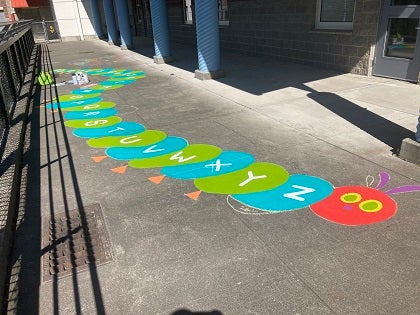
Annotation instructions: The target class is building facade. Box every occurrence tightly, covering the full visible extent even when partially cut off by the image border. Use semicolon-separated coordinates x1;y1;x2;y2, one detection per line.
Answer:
3;0;420;82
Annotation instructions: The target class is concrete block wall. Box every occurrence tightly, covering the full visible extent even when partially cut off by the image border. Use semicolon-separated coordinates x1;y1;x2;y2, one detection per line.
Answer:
167;0;381;75
167;0;197;47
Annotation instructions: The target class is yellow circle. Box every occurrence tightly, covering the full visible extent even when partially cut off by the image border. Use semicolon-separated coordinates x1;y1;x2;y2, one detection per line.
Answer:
359;200;383;213
340;193;362;204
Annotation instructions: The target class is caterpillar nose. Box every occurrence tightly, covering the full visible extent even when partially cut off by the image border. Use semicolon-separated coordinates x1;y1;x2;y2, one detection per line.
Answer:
344;205;352;211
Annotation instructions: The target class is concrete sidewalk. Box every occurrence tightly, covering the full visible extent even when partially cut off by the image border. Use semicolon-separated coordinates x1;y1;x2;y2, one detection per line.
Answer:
7;39;420;314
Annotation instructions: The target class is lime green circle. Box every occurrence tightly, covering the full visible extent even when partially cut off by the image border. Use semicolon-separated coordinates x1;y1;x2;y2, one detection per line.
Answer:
58;93;101;102
110;76;144;81
89;85;124;91
64;116;121;129
194;162;289;194
87;130;166;148
340;193;362;203
60;101;116;112
359;200;383;213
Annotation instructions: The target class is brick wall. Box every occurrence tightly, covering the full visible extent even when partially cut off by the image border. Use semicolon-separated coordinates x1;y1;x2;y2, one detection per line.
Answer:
167;0;381;76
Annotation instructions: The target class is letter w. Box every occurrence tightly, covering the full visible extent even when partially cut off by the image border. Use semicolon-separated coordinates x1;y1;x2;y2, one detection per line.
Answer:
283;185;315;202
169;151;197;163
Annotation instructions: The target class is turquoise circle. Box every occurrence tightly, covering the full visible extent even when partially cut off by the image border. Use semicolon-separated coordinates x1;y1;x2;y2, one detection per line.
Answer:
231;174;334;212
106;136;188;160
100;80;136;86
72;88;104;95
46;97;102;109
73;122;145;138
64;108;118;120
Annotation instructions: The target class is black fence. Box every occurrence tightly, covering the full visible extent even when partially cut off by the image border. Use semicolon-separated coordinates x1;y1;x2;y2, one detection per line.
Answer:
0;21;35;137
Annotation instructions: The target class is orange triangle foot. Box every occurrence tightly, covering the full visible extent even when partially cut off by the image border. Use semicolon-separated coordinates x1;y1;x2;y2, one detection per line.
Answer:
112;165;128;174
185;190;202;201
148;175;166;184
92;156;107;163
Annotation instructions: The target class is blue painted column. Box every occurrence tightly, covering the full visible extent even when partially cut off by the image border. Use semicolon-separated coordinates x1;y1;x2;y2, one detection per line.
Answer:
194;0;225;80
103;0;119;45
150;0;173;64
89;0;104;38
115;0;133;49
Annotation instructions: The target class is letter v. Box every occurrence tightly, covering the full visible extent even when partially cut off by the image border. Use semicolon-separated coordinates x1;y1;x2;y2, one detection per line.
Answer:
143;144;164;154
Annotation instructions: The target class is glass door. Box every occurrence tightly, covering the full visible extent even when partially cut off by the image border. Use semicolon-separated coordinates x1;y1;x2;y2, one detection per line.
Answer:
373;1;420;82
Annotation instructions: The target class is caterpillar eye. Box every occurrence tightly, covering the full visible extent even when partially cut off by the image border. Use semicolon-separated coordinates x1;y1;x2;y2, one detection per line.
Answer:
359;200;383;213
340;193;362;203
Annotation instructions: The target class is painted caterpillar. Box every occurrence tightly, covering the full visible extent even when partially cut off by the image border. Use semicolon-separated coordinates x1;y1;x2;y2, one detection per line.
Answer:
50;68;420;226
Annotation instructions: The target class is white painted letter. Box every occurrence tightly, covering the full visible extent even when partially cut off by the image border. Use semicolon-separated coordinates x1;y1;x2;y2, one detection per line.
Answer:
169;151;197;163
83;111;100;117
205;159;232;172
283;185;315;202
239;171;267;187
120;136;142;144
107;126;125;133
84;119;108;126
143;145;164;154
83;104;100;109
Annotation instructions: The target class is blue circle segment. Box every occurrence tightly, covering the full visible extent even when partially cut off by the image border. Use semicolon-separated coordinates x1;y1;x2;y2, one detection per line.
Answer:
231;174;334;212
73;122;145;138
106;136;188;160
65;108;118;120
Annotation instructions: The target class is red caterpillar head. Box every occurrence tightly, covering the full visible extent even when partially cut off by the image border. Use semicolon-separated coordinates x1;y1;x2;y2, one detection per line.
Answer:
310;173;420;226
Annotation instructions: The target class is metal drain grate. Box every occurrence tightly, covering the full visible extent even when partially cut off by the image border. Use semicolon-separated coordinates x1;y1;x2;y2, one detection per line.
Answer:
42;203;113;281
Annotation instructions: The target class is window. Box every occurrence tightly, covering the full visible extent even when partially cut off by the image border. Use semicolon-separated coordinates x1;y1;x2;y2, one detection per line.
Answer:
316;0;355;30
0;9;5;22
183;0;229;26
219;0;229;26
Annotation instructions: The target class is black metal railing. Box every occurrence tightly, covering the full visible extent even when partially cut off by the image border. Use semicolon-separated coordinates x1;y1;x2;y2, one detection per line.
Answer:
0;21;34;137
0;20;38;311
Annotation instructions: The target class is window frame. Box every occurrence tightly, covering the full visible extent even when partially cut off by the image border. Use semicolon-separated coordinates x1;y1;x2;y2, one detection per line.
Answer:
183;0;230;26
183;0;194;25
315;0;355;31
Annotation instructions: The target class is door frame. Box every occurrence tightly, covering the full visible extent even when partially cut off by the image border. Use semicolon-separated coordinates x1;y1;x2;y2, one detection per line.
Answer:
373;2;420;82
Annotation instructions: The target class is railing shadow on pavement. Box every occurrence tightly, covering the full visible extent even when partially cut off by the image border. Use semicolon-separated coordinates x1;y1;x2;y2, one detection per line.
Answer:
4;44;106;314
37;43;106;314
171;309;223;315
